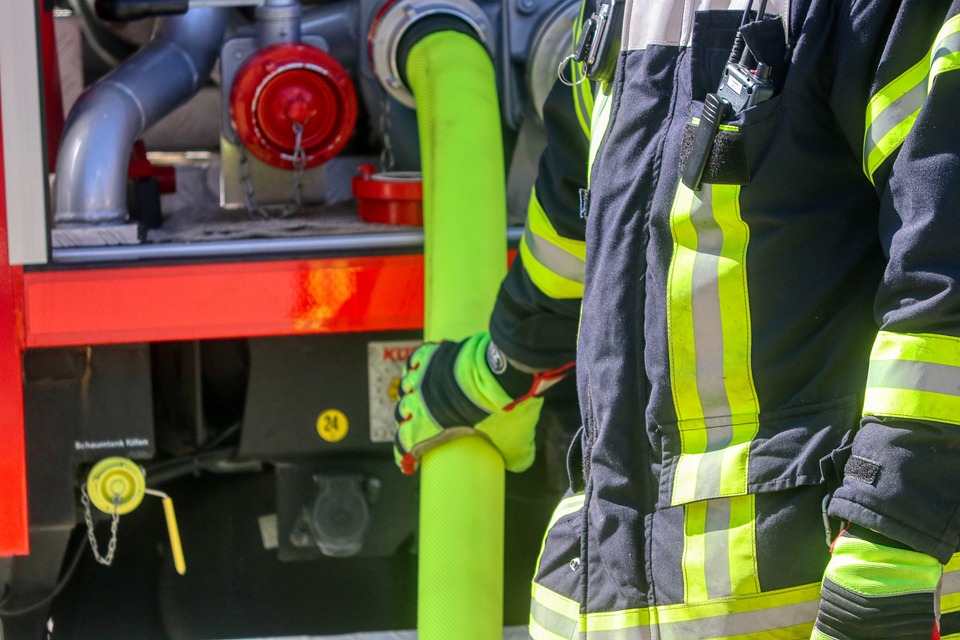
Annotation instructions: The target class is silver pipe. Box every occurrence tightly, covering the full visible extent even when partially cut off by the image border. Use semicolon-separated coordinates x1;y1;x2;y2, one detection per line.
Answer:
54;8;228;225
256;0;301;47
51;227;524;263
300;0;359;72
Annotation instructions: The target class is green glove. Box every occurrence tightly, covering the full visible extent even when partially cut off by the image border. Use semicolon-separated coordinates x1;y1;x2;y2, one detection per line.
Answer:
393;332;573;474
811;527;943;640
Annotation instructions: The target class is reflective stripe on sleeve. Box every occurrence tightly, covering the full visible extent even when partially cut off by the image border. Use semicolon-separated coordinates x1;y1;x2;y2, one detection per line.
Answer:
863;14;960;183
519;190;586;299
570;5;594;139
863;331;960;425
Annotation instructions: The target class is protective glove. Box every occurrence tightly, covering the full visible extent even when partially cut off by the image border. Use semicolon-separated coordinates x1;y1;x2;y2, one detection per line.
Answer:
811;526;943;640
393;331;573;475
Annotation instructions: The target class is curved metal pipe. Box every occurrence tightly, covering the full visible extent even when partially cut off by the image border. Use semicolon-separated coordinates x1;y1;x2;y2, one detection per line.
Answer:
300;0;359;73
54;8;228;225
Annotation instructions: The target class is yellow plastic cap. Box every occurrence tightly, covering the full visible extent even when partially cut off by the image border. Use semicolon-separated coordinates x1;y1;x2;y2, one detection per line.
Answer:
86;457;146;515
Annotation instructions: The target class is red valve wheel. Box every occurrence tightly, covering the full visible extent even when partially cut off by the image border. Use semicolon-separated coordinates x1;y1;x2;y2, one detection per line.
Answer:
230;43;358;171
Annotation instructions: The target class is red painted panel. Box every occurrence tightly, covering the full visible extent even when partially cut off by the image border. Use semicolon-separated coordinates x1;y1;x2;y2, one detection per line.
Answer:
0;81;30;555
24;255;427;347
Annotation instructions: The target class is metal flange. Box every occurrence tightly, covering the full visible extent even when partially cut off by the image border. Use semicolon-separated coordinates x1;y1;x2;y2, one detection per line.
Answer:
369;0;494;108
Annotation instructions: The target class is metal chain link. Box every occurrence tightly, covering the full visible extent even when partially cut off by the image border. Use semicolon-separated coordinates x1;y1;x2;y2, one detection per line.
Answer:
81;484;120;567
378;93;395;171
238;120;307;219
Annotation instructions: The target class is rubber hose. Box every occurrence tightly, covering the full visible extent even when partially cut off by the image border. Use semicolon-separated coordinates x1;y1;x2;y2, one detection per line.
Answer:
405;30;507;640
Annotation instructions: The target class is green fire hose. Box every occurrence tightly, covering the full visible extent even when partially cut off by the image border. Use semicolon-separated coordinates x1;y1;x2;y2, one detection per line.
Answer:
406;30;508;639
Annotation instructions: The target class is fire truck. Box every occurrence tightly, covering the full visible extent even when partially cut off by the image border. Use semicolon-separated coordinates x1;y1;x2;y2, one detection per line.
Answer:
0;0;580;637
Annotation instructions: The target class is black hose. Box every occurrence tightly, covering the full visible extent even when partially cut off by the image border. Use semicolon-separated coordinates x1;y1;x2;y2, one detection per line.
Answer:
0;533;87;618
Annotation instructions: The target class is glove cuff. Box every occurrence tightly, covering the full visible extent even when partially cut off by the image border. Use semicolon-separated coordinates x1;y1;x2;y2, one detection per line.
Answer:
828;533;942;596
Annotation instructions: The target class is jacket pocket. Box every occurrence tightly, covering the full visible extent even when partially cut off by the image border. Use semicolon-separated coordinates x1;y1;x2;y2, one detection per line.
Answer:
679;93;785;187
656;396;858;509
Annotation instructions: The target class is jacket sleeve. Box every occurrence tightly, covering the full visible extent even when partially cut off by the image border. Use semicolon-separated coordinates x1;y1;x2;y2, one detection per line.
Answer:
488;1;594;371
827;0;960;564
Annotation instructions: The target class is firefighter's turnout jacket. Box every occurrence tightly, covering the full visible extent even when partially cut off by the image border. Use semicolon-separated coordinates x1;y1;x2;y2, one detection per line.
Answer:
490;0;960;637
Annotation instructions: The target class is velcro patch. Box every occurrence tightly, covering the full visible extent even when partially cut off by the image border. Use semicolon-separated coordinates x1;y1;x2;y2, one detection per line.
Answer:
844;455;881;486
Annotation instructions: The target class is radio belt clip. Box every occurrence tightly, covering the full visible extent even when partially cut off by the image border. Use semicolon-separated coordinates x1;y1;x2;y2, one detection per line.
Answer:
681;92;729;192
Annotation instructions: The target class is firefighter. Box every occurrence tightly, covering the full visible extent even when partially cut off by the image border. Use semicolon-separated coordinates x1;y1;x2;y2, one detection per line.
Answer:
395;0;960;637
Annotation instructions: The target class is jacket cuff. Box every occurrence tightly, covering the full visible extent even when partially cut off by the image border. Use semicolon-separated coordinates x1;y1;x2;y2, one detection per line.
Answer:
827;417;960;565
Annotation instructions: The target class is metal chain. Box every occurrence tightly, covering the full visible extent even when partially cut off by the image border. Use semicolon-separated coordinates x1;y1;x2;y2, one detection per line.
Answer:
378;93;395;171
238;120;307;219
81;484;120;566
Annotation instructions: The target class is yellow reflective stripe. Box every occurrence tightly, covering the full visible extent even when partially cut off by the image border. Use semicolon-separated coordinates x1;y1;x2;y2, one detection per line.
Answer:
727;495;759;597
528;190;587;260
580;581;820;638
938;551;960;614
520;240;584;299
655;582;820;623
532;581;821;638
871;331;960;367
864;331;960;424
587;84;613;183
531;581;581;623
547;493;585;531
570;6;591;138
864;59;926;180
864;14;960;182
519;190;586;299
683;501;710;603
666;184;703;429
682;496;759;603
529;618;575;640
714;186;759;422
667;183;760;506
864;388;960;425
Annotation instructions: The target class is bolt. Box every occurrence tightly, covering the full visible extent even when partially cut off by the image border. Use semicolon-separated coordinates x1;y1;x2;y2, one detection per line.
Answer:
569;557;581;571
518;0;537;14
290;529;312;547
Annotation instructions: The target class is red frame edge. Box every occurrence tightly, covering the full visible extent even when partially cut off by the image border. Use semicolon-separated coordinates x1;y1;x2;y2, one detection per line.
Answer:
0;73;30;556
24;255;427;348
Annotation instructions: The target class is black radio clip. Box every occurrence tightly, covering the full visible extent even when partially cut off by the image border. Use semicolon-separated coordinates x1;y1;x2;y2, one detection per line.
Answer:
680;0;777;191
569;0;624;84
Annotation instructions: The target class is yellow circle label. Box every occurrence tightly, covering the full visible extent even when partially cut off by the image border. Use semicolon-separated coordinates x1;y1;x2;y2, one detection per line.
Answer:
316;409;349;443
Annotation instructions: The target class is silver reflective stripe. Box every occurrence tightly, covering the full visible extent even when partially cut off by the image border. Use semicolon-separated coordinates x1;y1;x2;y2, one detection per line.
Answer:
863;79;927;170
943;563;960;594
523;224;587;283
580;626;652;640
531;598;579;639
689;189;732;418
867;359;960;397
656;599;818;639
703;499;734;599
686;189;735;502
584;599;817;639
622;0;789;52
